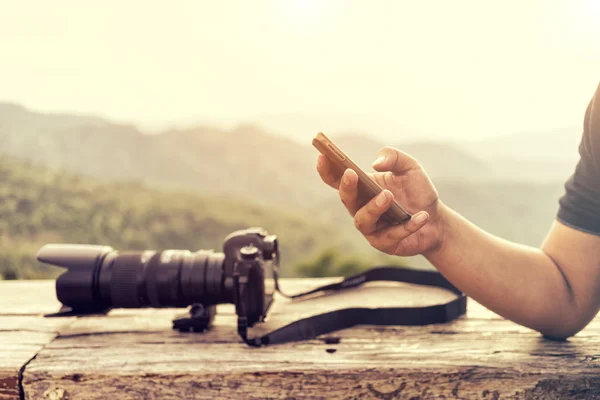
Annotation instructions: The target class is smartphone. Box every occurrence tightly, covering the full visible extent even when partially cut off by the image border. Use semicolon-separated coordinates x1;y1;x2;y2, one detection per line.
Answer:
313;132;411;225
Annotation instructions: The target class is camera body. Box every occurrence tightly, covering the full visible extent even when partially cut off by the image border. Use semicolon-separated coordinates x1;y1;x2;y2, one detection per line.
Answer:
37;228;279;331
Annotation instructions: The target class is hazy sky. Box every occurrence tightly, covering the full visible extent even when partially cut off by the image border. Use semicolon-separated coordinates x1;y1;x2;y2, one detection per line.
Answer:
2;0;600;140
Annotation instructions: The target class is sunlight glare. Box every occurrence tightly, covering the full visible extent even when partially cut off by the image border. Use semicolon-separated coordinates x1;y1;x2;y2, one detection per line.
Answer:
274;0;332;33
271;0;336;39
579;0;600;37
286;0;328;19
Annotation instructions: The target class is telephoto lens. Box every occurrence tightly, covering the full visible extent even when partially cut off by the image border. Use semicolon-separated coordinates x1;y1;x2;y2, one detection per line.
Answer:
36;228;279;328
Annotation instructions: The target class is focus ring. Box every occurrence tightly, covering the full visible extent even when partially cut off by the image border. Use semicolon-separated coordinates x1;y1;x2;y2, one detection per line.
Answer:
110;253;144;308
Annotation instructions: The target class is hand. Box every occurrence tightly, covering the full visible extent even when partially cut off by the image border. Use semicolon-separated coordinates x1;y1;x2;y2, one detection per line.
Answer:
316;147;446;257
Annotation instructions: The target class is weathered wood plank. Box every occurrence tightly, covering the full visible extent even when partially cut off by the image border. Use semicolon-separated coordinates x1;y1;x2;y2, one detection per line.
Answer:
0;281;61;316
21;368;600;400
0;279;500;318
0;330;56;400
22;327;600;399
4;279;600;399
9;281;503;340
0;375;19;400
0;279;338;316
0;315;73;399
25;320;600;372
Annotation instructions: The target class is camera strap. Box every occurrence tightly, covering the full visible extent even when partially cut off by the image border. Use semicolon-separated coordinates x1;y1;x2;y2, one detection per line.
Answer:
238;266;467;347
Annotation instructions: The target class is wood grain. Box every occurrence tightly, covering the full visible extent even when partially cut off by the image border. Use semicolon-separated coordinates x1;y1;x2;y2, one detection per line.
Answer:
0;318;67;400
0;281;61;316
2;280;600;399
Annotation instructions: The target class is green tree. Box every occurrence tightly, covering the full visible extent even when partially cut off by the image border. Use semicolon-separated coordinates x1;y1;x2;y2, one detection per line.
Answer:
296;248;371;277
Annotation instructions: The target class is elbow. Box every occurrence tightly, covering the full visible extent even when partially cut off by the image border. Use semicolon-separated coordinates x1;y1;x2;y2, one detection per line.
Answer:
537;315;591;340
533;294;592;340
541;329;579;341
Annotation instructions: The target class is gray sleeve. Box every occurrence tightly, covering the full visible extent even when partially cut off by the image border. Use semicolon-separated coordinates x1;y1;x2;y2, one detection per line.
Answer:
557;82;600;235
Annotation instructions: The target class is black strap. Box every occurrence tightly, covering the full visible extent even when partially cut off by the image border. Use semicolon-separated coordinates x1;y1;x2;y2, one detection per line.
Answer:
239;266;467;346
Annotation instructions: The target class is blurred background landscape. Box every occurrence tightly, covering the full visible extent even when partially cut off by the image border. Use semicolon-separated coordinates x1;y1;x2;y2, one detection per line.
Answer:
1;0;599;279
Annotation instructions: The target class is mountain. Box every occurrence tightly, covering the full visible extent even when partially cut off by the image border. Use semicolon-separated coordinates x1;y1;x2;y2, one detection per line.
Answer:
149;124;327;206
464;127;581;163
250;112;583;184
0;102;112;132
334;130;582;184
0;103;328;209
0;156;367;279
0;102;574;275
332;134;492;181
460;127;581;183
0;102;501;209
224;113;582;181
249;113;425;144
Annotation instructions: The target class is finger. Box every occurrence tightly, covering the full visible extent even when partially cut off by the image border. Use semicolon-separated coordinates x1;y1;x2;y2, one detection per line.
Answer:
353;190;394;235
339;169;360;216
371;146;418;175
367;211;430;252
316;155;343;189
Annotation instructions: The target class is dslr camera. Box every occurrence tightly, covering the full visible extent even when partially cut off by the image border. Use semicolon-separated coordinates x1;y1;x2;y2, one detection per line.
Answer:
37;228;279;339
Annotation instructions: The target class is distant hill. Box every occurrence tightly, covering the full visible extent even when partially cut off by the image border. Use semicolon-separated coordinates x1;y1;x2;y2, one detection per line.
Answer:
0;102;505;208
460;127;581;182
250;113;582;182
333;134;492;181
251;113;424;144
150;124;327;206
0;102;329;209
464;127;581;163
0;156;366;279
334;130;582;184
0;102;112;131
3;101;578;187
0;102;574;276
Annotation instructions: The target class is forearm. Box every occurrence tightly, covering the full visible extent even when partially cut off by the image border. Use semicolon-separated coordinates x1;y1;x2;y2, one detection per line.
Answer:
426;204;581;338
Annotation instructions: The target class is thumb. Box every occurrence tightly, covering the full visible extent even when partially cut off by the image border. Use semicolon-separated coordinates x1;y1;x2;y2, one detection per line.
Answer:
371;147;418;175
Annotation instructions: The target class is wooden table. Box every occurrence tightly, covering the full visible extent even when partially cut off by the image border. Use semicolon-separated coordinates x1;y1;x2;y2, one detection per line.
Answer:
2;279;600;399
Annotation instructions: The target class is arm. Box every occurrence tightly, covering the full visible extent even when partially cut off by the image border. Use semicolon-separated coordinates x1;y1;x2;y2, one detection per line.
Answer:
317;83;600;338
429;206;600;338
316;145;600;339
428;84;600;338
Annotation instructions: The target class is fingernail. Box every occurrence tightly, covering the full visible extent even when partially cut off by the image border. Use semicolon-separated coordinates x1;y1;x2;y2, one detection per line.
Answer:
376;191;389;206
372;156;386;167
413;212;429;224
343;171;351;186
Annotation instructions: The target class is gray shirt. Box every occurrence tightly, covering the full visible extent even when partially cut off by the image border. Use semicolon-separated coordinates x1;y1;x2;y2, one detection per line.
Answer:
558;82;600;235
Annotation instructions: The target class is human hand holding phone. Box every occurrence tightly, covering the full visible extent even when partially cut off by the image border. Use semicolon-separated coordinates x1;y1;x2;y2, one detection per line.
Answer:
314;133;446;257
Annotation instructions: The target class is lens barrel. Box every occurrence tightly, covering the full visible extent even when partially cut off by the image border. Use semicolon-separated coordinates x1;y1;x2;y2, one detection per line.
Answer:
37;244;228;311
101;250;226;309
